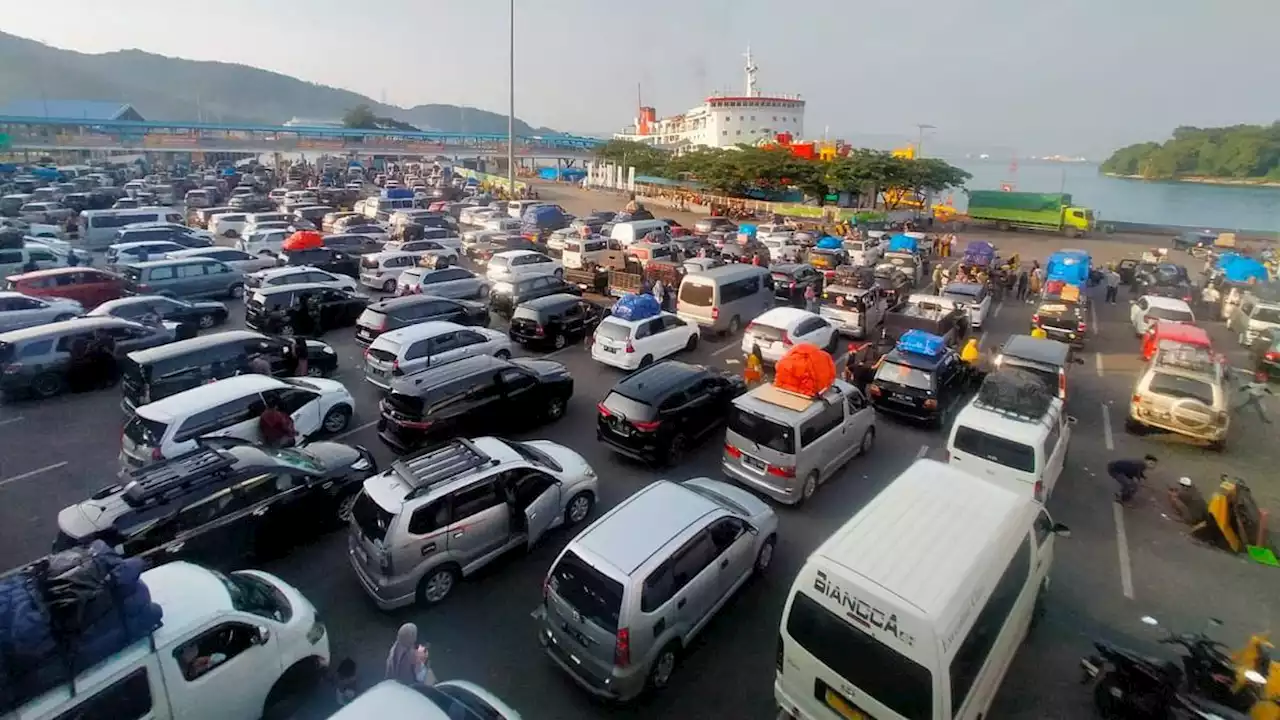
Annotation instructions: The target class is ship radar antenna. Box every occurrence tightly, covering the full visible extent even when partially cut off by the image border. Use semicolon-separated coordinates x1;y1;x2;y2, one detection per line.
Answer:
744;47;759;97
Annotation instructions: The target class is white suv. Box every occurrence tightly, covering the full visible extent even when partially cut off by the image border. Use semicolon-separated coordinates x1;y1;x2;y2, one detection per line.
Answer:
486;250;562;284
248;265;358;293
364;321;511;388
591;312;699;370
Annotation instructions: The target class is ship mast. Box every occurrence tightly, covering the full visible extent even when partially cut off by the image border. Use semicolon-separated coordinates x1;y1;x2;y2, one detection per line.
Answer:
744;47;759;98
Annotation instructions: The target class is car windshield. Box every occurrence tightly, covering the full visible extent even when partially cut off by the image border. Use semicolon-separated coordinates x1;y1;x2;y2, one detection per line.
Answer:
549;550;622;633
262;447;326;473
503;440;563;472
728;407;795;454
683;482;749;516
212;569;292;622
1253;307;1280;324
595;321;632;341
953;426;1036;473
123;415;167;445
1148;372;1216;405
488;255;511;269
1148;306;1194;323
351;490;394;542
875;361;933;391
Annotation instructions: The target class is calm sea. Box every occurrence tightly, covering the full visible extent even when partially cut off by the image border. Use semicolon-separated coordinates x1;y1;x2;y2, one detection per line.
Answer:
946;160;1280;233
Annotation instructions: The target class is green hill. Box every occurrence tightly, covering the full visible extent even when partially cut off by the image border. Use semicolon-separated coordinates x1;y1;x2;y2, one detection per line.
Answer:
1101;123;1280;181
0;31;557;135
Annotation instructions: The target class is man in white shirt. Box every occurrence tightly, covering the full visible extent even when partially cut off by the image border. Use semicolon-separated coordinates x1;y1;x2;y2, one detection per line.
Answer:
1235;373;1273;424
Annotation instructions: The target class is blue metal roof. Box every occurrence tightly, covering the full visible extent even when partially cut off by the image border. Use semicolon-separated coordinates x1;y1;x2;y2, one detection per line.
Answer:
0;100;136;121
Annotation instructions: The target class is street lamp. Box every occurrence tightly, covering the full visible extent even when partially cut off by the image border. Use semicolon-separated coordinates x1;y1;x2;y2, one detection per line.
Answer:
507;0;515;194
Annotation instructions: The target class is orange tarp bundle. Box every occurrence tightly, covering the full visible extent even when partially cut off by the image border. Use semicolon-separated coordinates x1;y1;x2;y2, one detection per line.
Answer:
282;230;323;251
773;344;836;397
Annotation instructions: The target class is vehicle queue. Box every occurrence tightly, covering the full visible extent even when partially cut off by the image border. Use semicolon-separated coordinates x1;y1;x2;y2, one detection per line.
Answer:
0;158;1276;720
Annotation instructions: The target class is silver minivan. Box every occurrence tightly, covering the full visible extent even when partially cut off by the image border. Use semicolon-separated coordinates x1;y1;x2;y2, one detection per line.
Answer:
362;321;510;388
676;264;773;334
536;477;779;702
722;380;875;505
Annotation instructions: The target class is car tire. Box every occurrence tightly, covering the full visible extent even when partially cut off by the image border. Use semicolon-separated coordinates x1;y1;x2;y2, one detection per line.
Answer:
307;365;324;378
228;284;244;300
564;492;594;526
640;354;654;368
279;324;295;337
476;286;489;300
859;428;876;455
665;434;688;466
754;534;776;574
684;333;698;351
495;349;511;360
417;565;460;606
545;395;567;421
31;372;64;399
727;315;742;335
335;490;359;526
321;405;352;434
646;642;680;694
796;471;819;506
382;279;396;293
552;333;567;350
262;660;322;720
197;313;216;329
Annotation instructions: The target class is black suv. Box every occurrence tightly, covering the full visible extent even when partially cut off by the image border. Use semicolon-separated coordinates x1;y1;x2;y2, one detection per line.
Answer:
1132;263;1194;303
88;295;229;333
246;283;370;337
597;360;746;465
378;354;573;453
54;441;377;570
868;335;975;426
509;293;606;350
770;263;825;306
355;295;490;346
276;247;360;278
490;276;582;317
323;233;384;256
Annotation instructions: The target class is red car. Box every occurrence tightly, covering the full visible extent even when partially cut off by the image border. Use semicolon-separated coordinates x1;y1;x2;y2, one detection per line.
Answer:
4;267;125;309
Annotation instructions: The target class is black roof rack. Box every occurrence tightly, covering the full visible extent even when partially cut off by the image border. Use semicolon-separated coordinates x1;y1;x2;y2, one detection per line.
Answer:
121;449;237;508
394;438;498;500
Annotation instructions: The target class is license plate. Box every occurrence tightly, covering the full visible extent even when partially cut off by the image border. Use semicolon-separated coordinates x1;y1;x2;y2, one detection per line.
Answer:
742;454;766;471
602;346;617;354
824;689;865;720
891;393;915;404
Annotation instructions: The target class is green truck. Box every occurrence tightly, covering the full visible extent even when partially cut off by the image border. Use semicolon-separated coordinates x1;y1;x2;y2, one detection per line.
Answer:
965;191;1095;237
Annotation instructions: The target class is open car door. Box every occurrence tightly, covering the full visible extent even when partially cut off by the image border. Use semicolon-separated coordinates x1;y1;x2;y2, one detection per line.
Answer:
1117;258;1139;285
518;471;563;550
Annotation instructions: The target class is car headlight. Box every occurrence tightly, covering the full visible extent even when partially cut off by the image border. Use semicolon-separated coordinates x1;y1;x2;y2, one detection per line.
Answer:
307;618;327;644
322;346;335;354
351;457;372;471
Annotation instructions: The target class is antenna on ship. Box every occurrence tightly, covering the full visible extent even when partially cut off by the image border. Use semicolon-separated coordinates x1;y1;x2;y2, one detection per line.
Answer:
744;47;759;97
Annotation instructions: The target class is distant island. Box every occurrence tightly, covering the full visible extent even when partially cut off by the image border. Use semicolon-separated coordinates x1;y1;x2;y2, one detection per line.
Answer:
1100;122;1280;186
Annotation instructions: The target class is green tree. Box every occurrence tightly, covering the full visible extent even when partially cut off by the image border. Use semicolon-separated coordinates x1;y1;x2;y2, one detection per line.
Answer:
1100;123;1280;180
342;104;379;129
594;139;671;177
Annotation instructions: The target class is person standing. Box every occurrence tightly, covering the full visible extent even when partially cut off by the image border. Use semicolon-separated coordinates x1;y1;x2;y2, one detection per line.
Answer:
744;343;764;387
258;398;296;448
1028;266;1043;300
931;264;943;292
385;623;436;688
1108;455;1157;505
1234;373;1273;424
1016;268;1029;301
804;283;817;313
652;278;665;310
292;337;309;376
1104;266;1122;304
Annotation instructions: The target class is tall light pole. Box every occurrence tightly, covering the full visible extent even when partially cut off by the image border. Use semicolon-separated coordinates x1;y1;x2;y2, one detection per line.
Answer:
507;0;516;194
915;123;935;158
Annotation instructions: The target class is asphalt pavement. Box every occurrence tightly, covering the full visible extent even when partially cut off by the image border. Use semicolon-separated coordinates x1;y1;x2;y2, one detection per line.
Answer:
0;194;1276;720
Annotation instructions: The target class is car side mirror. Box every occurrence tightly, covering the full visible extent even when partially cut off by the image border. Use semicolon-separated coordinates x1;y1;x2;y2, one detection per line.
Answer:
254;626;271;644
1052;522;1071;538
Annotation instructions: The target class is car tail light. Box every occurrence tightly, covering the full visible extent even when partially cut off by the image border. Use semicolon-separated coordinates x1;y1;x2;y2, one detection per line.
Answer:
1058;371;1067;398
390;359;402;376
625;339;635;354
1266;351;1279;362
632;419;661;432
1034;481;1045;501
712;306;720;320
1077;322;1087;333
150;447;164;461
781;331;793;346
1132;393;1143;404
596;402;612;417
2;363;21;375
724;442;742;458
788;282;795;289
615;628;631;667
767;464;796;478
868;383;881;396
923;398;937;410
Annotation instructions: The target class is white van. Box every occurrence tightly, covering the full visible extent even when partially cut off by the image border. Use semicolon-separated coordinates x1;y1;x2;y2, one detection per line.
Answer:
14;561;329;720
775;459;1069;720
363;196;417;219
946;392;1071;501
78;208;185;249
609;219;669;247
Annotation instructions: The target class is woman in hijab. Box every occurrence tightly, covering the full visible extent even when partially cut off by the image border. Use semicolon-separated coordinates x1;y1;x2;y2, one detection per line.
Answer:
385;623;435;687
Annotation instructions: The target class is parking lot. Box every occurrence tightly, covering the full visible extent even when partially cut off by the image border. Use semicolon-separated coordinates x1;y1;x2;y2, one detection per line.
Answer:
1;183;1276;719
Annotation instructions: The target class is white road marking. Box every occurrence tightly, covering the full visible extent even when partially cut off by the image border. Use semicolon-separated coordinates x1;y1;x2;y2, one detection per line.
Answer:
916;444;930;459
1090;303;1099;335
1112;502;1136;600
1100;403;1114;450
542;343;581;359
0;462;68;489
334;420;377;440
1095;352;1104;377
712;342;741;358
0;416;25;427
992;301;1003;319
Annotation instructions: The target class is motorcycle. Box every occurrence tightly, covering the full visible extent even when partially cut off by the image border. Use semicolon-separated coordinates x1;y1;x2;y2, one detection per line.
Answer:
1081;616;1266;718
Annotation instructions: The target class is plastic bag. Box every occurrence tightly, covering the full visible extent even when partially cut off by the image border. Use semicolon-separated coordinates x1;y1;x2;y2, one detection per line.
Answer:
773;344;836;397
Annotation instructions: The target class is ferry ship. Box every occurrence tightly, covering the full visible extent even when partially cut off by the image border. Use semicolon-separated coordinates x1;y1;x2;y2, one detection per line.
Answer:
614;49;805;151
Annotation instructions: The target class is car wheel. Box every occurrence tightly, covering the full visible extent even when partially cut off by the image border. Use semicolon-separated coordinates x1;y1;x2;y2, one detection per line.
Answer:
494;349;511;360
228;284;245;300
727;315;742;334
640;354;654;368
565;492;594;525
197;313;216;329
31;372;64;399
552;333;567;350
417;566;459;606
225;229;239;239
665;434;687;466
476;286;489;300
755;535;776;574
382;279;396;293
321;405;352;433
546;395;567;421
306;365;324;378
336;491;359;525
796;471;819;506
647;643;680;693
684;333;698;351
859;427;876;455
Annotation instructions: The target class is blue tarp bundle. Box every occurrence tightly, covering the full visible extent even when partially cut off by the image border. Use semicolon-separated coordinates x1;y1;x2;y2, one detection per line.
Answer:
887;234;918;254
0;541;163;712
611;293;661;321
962;241;995;266
1222;258;1269;284
816;236;843;250
737;223;758;237
1046;250;1091;285
1215;252;1243;270
897;329;946;358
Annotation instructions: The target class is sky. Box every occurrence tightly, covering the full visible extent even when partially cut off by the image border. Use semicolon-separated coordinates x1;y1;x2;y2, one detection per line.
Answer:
2;0;1277;159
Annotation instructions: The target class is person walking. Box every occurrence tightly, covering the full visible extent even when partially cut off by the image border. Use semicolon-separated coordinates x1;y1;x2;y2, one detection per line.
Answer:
1028;267;1043;300
385;623;435;688
1016;268;1029;301
652;278;665;309
1108;454;1158;505
804;283;817;313
744;343;764;387
931;264;943;292
291;337;309;376
1234;373;1273;424
1104;266;1122;304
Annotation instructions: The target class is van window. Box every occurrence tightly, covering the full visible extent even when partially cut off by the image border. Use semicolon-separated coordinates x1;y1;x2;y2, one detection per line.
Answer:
728;407;795;454
679;280;715;307
721;276;761;303
52;666;152;720
549;550;623;632
799;402;844;446
786;593;933;720
949;538;1032;714
953;426;1036;473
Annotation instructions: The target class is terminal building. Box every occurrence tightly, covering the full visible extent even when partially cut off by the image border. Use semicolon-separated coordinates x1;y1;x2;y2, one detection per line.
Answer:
0;99;145;123
613;50;805;151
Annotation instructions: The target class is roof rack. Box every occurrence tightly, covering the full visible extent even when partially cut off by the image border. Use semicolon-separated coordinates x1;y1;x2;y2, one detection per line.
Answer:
121;449;237;508
394;438;499;500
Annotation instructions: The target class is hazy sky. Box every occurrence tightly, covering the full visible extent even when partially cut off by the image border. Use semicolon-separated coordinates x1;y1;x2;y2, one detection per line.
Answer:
3;0;1276;157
